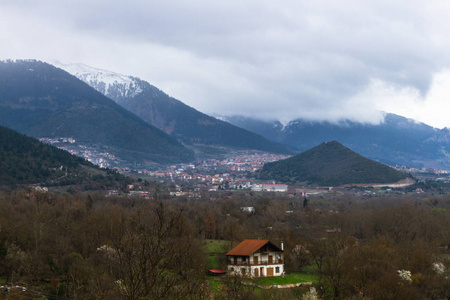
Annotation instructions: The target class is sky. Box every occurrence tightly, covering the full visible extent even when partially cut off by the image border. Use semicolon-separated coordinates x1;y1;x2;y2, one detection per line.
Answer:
2;1;450;128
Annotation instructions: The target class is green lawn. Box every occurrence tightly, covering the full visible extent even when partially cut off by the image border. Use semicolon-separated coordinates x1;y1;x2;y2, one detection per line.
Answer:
200;239;231;269
207;272;318;291
206;273;317;298
206;276;223;292
253;272;318;286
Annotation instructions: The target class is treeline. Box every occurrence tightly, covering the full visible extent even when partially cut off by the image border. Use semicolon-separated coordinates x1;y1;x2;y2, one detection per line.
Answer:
0;189;449;299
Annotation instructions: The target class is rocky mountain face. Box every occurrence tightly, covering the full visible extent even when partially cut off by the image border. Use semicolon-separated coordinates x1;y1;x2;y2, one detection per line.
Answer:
222;114;450;170
56;63;295;156
0;60;193;166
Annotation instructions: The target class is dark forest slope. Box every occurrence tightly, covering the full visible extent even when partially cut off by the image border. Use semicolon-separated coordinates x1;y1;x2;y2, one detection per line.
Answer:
259;141;408;186
0;125;130;188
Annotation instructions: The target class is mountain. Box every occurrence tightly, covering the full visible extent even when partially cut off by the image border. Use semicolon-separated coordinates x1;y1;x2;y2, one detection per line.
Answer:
0;60;193;165
0;125;129;188
258;141;409;186
55;62;295;156
221;114;450;170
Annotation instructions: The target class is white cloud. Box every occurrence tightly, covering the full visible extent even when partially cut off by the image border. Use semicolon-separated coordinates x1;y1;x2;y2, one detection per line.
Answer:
2;1;450;127
350;70;450;129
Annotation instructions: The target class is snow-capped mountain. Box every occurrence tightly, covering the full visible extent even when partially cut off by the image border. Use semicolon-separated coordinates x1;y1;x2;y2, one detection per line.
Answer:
54;62;144;99
55;62;294;156
0;60;194;165
57;61;450;168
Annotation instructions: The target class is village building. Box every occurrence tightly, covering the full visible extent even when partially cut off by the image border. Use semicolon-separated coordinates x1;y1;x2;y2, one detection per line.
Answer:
251;183;263;191
262;184;288;192
226;239;284;277
240;206;255;213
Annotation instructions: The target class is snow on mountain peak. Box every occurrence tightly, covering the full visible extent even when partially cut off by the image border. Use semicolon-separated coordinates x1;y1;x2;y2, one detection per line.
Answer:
53;62;143;98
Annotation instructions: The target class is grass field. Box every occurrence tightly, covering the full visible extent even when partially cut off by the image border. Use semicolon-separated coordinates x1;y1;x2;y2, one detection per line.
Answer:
252;272;318;286
206;272;317;298
200;239;231;269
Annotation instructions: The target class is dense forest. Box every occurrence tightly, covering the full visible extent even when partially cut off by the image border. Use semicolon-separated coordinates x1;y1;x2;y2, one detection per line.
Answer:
0;125;87;185
0;187;449;299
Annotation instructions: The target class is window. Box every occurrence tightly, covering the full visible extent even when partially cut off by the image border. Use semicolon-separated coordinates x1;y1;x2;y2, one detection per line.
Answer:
241;268;246;275
242;257;246;262
276;267;280;273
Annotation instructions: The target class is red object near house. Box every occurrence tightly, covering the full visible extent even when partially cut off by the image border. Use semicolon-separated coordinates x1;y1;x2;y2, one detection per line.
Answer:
208;269;226;275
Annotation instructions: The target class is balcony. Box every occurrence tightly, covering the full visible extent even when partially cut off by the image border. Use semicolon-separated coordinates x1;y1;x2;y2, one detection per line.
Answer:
228;259;284;266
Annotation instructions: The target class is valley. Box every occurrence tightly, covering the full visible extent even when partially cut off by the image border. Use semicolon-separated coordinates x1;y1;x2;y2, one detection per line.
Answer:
4;1;450;298
2;60;450;299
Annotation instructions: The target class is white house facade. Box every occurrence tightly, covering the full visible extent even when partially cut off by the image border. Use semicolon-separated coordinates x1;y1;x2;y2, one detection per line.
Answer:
226;239;284;277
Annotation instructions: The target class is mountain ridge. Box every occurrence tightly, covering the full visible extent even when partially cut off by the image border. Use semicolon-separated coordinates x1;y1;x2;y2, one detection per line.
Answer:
55;62;295;156
0;60;194;166
221;114;450;169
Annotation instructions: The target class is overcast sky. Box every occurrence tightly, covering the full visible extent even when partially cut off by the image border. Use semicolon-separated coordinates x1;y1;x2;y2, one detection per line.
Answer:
2;1;450;128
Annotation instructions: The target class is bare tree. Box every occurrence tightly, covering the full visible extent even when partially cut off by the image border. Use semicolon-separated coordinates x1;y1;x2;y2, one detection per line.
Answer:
98;201;207;299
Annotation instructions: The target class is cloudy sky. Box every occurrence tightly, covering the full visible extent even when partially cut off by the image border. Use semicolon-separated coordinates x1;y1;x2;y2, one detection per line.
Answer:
2;1;450;128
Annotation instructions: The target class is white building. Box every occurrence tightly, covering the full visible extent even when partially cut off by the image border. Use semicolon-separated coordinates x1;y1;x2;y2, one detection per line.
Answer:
226;239;284;277
262;184;288;192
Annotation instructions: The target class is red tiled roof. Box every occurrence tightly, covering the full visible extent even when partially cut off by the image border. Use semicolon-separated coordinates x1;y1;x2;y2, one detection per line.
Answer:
226;239;271;256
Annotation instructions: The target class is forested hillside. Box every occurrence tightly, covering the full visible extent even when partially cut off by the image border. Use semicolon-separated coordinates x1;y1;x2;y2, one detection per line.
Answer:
259;141;408;186
0;125;130;189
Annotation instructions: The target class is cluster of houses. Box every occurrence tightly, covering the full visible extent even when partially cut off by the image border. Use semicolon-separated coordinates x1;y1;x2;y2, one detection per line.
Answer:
131;152;291;187
39;137;119;168
135;166;291;193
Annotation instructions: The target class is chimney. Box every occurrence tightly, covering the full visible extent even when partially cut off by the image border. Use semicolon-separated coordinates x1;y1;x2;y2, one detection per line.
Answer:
280;241;284;251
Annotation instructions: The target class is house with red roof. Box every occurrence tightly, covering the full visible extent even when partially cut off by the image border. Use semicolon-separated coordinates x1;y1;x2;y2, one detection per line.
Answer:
226;239;284;277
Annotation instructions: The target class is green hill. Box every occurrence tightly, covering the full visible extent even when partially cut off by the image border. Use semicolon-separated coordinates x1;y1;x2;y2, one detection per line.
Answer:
0;60;193;164
258;141;409;186
0;125;130;188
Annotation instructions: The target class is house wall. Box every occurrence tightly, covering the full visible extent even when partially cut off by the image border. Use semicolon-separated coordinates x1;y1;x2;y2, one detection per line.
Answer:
227;252;284;277
227;264;284;277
